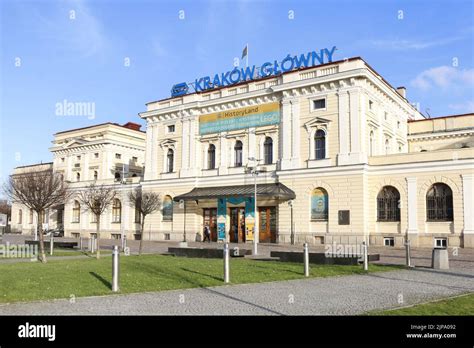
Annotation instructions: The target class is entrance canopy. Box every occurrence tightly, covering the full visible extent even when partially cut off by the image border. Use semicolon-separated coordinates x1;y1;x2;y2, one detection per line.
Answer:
173;183;296;202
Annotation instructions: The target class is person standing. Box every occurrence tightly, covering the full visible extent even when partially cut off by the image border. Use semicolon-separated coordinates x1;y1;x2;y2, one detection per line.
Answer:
203;224;211;243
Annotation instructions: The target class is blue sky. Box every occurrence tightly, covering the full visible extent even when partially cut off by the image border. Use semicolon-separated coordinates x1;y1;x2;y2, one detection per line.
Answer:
1;0;473;182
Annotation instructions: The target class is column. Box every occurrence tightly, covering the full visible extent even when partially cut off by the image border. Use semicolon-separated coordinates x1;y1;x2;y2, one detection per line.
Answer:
280;100;292;169
188;118;197;174
150;124;159;177
84;153;89;181
406;177;418;235
181;119;190;175
291;99;300;168
144;121;154;180
219;132;228;175
462;174;474;234
337;90;350;164
248;127;256;161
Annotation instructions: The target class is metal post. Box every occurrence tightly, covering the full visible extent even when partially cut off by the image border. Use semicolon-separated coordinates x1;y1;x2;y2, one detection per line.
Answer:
223;242;230;283
50;234;54;256
90;237;95;253
112;245;120;292
79;236;83;250
290;201;294;245
303;242;309;277
253;169;258;255
362;241;368;271
405;239;412;267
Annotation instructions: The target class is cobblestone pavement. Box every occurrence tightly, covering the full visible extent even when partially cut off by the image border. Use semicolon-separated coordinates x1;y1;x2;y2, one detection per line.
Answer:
0;267;472;315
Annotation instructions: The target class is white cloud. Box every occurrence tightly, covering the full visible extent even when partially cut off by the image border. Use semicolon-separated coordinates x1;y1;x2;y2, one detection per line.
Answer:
411;66;474;91
448;101;474;112
368;36;464;50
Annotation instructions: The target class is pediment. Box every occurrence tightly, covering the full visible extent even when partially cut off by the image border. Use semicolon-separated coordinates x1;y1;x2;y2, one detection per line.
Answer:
62;138;89;149
304;116;332;132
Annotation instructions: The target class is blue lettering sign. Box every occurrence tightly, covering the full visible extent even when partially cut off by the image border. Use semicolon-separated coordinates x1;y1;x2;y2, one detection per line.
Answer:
172;46;336;96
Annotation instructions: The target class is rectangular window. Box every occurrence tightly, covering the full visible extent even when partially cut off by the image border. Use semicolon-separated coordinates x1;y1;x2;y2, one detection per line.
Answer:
434;238;447;248
76;155;81;161
115;153;121;159
94;153;99;158
369;100;374;110
132;156;138;162
164;233;171;240
167;125;175;133
312;99;326;110
384;237;395;247
61;158;65;163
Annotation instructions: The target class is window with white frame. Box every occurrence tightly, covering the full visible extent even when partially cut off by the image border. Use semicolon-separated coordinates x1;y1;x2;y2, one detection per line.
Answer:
434;238;447;248
263;137;273;164
369;131;375;156
234;141;243;167
385;138;390;154
167;148;174;172
167;124;175;133
384;237;395;247
311;98;326;111
314;129;326;159
208;144;216;169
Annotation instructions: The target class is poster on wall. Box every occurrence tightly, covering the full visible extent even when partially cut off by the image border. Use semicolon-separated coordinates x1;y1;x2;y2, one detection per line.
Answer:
217;198;226;241
199;102;280;135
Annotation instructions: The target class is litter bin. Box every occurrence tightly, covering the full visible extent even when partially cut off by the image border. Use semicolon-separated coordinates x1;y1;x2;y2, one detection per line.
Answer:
431;247;449;270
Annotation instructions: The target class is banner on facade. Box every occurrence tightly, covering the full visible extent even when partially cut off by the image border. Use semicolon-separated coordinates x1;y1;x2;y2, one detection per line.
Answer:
199;102;280;135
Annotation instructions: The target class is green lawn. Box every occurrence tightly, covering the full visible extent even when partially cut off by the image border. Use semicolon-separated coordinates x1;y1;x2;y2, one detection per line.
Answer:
0;254;400;304
371;293;474;315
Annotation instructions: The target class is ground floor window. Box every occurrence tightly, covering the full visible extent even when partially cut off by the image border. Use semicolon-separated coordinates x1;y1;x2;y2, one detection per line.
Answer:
383;237;395;247
434;238;447;248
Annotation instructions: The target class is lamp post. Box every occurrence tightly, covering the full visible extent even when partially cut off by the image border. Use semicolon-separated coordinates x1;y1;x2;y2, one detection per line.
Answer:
247;157;261;256
288;200;294;245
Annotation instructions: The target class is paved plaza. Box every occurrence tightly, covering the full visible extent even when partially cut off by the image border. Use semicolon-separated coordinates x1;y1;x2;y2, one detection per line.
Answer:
1;234;473;315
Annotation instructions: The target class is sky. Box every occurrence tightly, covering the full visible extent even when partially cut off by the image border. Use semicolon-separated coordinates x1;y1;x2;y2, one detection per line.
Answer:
1;0;473;183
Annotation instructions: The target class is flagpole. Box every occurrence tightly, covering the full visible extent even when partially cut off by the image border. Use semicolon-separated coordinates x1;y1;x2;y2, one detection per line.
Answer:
246;43;249;68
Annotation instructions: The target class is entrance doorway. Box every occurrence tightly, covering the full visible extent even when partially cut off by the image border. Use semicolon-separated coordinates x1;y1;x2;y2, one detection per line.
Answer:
203;208;217;241
259;206;277;243
230;207;246;243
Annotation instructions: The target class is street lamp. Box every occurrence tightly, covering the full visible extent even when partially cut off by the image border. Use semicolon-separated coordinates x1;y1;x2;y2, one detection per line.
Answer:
288;200;294;245
247;157;261;255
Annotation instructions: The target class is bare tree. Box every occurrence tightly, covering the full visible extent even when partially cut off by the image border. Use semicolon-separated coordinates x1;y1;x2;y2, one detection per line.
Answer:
3;169;70;263
78;183;117;259
128;187;161;255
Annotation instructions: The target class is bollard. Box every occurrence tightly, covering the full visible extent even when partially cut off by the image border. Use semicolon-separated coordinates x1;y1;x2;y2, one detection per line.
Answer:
362;241;368;271
50;234;54;256
90;237;95;253
112;246;120;292
405;239;412;267
223;242;230;283
303;242;309;277
122;236;127;252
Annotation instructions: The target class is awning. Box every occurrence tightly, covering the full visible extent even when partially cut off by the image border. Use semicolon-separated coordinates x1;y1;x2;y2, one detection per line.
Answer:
173;183;296;201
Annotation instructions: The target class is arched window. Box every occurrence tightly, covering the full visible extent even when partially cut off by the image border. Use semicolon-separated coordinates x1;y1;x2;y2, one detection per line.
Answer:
263;137;273;164
208;144;216;169
114;172;121;182
29;209;34;224
311;187;328;220
315;130;326;159
377;186;400;222
167;149;174;173
112;199;122;223
385;139;390;155
426;183;453;221
162;195;173;221
76;172;81;182
93;171;98;181
234;141;243;167
369;131;374;156
18;209;22;224
134;200;141;223
72;201;80;223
